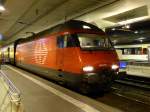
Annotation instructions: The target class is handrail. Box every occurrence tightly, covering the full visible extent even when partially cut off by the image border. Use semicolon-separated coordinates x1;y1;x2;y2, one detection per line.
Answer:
0;70;22;112
0;71;21;101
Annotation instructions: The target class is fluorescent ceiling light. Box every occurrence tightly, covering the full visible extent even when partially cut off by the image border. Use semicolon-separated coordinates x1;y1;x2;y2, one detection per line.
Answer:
138;37;145;40
125;25;130;29
135;37;145;42
83;25;91;29
112;28;115;31
112;40;118;44
134;31;138;34
118;16;149;25
139;39;143;42
0;5;5;11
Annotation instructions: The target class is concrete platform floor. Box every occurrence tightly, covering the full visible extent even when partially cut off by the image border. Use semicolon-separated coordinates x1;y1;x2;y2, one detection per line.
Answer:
0;65;122;112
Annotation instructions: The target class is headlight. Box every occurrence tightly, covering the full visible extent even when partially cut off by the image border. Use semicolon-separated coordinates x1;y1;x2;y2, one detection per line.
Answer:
111;64;119;70
83;66;94;72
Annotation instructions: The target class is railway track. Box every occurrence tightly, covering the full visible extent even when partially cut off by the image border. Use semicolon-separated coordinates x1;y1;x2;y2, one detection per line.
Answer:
94;82;150;112
115;73;150;90
112;82;150;104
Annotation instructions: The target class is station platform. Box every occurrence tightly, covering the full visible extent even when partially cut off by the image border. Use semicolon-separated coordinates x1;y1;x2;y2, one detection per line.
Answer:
0;65;122;112
116;61;150;89
126;62;150;78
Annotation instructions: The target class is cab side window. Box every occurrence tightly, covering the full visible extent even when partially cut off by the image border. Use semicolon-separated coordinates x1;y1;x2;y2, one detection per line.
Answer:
67;34;79;47
57;36;65;48
57;34;79;48
57;36;64;48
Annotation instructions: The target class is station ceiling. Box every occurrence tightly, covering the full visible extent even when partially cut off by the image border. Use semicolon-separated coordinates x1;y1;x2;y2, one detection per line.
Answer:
0;0;118;44
0;0;149;45
106;19;150;45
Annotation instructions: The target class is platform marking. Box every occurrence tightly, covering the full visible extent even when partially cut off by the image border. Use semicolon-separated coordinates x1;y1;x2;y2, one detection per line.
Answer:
5;65;100;112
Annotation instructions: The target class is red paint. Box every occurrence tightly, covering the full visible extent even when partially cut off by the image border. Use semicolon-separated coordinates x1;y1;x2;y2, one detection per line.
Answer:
16;33;119;75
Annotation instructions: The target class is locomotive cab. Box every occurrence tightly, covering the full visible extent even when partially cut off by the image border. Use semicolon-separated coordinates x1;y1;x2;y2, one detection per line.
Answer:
78;33;119;92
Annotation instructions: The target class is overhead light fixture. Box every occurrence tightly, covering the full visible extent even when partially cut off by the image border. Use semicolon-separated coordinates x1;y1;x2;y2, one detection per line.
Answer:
83;25;91;29
134;31;138;34
111;28;116;31
140;39;143;42
135;37;145;43
118;16;149;25
138;37;145;40
125;25;130;29
0;4;5;11
121;24;130;29
112;40;118;44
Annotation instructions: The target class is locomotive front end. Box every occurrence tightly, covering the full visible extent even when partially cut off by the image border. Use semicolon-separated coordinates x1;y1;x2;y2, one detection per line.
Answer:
77;33;119;93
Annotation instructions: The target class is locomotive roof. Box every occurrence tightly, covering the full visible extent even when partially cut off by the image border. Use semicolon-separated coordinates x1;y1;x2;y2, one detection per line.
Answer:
61;20;102;32
16;20;104;44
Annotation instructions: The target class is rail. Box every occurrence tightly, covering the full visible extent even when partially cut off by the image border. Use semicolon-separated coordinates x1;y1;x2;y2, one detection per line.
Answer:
0;70;23;112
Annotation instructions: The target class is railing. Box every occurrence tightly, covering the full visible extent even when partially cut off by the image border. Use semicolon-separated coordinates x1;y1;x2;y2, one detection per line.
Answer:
0;70;23;112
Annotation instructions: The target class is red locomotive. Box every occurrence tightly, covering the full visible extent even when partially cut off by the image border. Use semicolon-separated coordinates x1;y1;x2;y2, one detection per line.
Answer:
1;20;119;93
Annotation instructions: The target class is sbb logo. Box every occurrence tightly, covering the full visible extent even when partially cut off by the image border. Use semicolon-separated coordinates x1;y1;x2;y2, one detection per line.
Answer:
34;39;48;65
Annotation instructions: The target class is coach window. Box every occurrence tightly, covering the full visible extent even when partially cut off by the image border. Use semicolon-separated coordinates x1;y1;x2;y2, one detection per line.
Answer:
124;49;129;54
134;48;141;54
143;48;147;54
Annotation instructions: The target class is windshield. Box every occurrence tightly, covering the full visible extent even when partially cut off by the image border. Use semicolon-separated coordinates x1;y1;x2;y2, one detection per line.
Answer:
78;34;113;50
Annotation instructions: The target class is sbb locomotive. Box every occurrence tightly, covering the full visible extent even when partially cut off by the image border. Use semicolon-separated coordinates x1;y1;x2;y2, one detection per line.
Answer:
1;20;119;93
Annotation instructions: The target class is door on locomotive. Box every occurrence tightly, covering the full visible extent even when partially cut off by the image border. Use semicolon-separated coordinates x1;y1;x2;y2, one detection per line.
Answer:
56;34;80;75
57;35;65;73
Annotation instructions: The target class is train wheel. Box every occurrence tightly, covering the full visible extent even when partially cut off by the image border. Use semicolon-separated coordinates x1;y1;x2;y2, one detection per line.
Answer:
103;82;113;92
79;83;91;94
58;80;65;85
